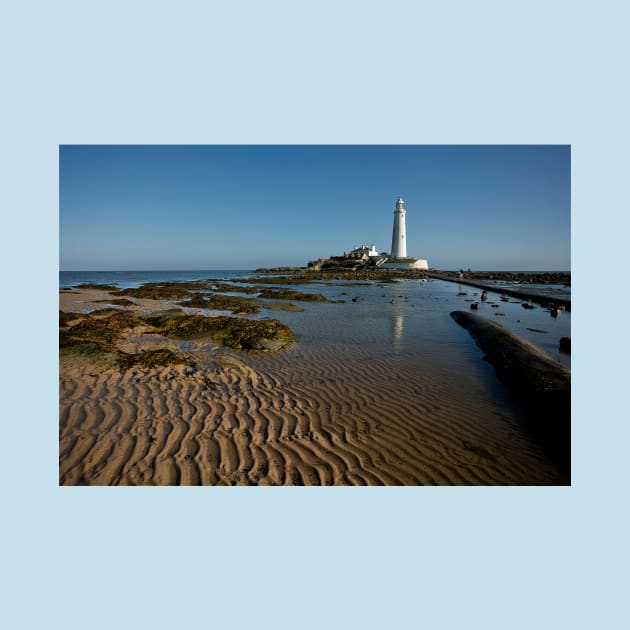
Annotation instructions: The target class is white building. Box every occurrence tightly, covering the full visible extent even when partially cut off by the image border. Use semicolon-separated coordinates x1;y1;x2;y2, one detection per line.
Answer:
390;197;407;258
386;196;429;269
350;244;380;258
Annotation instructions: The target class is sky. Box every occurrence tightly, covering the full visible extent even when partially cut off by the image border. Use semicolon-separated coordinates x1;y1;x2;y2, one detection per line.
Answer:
59;145;570;271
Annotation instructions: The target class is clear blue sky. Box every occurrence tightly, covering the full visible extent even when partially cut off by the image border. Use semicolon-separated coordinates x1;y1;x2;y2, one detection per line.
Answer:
59;145;570;270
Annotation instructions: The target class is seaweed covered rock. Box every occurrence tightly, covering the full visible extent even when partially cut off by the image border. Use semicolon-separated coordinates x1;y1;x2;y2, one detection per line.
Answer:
61;310;141;353
177;293;261;314
215;318;295;351
60;309;191;369
114;282;198;300
139;310;295;351
115;348;185;369
212;282;260;294
257;287;328;302
59;310;88;327
60;305;296;374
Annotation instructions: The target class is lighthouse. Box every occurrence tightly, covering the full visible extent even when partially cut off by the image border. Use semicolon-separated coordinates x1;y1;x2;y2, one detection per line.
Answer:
390;196;407;258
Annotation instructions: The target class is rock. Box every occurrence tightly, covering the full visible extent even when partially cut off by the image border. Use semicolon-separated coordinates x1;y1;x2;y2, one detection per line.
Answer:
551;307;560;318
559;337;571;353
351;297;362;302
390;299;397;304
470;303;479;310
522;302;535;309
450;310;571;476
481;291;488;301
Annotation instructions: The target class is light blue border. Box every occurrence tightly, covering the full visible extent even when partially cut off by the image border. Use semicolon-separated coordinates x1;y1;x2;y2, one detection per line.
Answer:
3;1;627;629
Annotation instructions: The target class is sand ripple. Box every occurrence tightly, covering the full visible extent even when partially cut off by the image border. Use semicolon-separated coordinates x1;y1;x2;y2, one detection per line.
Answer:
60;334;566;485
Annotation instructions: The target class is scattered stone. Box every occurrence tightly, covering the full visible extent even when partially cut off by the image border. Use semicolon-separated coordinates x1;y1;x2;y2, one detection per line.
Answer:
470;303;479;310
390;299;397;304
481;291;488;301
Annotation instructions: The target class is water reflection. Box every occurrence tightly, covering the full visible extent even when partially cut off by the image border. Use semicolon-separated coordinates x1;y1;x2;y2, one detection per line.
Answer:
390;309;405;353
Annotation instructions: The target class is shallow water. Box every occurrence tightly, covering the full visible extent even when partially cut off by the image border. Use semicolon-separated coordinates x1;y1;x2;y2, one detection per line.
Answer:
60;271;570;366
245;280;569;484
60;273;571;484
248;278;571;367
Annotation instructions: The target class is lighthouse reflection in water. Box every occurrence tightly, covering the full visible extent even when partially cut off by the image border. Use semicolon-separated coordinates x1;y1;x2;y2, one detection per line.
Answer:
390;308;405;353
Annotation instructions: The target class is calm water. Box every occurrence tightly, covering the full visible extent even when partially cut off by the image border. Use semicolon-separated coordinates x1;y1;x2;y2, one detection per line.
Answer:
60;270;571;366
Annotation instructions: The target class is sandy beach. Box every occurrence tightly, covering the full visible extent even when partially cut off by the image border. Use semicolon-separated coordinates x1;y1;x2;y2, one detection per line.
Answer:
60;280;569;485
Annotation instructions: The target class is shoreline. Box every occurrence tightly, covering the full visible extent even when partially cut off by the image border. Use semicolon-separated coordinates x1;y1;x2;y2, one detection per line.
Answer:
59;279;570;486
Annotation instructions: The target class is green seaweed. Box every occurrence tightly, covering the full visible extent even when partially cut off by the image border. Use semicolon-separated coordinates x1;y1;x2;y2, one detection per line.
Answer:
257;287;328;302
59;310;88;326
177;293;261;314
115;280;220;300
212;282;260;294
114;283;194;300
208;317;295;351
61;310;141;352
89;307;127;317
139;310;295;350
115;348;186;369
61;303;296;374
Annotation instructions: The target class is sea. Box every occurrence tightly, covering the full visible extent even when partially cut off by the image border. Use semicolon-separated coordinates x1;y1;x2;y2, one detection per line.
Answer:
59;269;254;290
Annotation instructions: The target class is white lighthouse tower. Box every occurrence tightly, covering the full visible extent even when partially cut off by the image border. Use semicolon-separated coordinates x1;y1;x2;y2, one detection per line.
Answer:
390;196;407;258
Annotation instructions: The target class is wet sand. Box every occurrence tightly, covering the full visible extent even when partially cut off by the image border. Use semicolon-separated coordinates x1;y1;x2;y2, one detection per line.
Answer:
59;287;569;485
